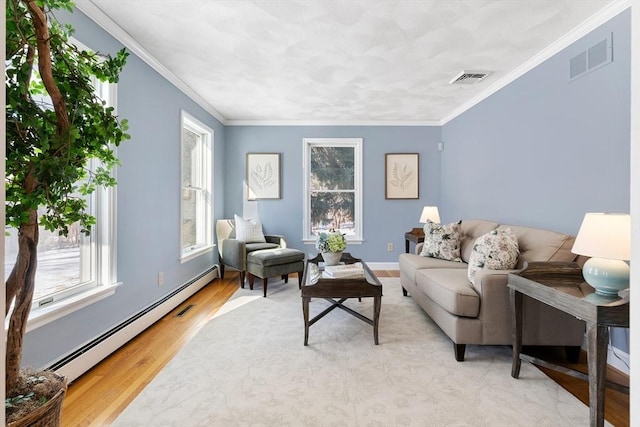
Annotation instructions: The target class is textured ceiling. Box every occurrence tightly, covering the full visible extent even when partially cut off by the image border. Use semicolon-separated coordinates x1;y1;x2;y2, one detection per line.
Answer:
81;0;616;124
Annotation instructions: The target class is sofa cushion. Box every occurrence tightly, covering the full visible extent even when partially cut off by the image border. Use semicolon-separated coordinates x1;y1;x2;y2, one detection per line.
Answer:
420;220;463;262
247;248;305;267
499;224;577;268
245;242;280;253
399;253;467;285
459;220;501;263
415;268;480;317
467;228;519;283
234;214;266;243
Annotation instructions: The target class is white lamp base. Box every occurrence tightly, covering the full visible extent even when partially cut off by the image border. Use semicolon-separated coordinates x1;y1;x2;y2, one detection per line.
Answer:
582;257;630;297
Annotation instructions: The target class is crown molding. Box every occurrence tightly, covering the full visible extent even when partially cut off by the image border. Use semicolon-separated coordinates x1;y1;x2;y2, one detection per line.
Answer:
441;0;632;125
225;119;441;127
75;0;630;128
74;0;228;125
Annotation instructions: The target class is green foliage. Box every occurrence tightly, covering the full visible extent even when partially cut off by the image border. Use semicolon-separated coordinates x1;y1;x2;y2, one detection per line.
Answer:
315;231;347;253
5;0;130;236
5;375;48;408
311;192;354;230
310;146;354;190
5;0;130;400
310;146;355;228
5;391;35;409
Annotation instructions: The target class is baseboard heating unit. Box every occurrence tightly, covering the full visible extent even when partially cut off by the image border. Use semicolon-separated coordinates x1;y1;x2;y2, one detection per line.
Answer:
47;266;218;383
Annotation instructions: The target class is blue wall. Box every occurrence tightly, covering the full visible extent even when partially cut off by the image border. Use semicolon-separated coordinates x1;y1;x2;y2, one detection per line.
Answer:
441;10;631;352
441;10;631;235
21;9;226;368
20;7;631;367
225;126;442;260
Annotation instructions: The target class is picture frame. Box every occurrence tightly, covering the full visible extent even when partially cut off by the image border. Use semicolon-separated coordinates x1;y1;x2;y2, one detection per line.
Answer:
246;152;281;200
385;153;419;199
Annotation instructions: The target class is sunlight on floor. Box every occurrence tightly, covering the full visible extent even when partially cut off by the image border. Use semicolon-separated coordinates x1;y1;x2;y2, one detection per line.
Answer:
211;295;262;319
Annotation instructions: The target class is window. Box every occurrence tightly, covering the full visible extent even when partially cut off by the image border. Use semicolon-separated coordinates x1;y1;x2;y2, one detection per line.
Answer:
180;111;213;262
303;138;363;243
4;78;118;319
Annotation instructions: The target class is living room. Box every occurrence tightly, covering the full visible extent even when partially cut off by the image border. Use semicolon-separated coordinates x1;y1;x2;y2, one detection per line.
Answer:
6;0;638;425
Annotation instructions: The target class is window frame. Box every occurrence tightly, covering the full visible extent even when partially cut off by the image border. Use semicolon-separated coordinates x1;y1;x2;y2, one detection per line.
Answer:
302;137;363;244
20;42;121;329
179;111;214;263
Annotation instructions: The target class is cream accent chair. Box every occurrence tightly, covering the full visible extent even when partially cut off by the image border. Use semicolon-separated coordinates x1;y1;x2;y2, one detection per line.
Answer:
215;219;285;286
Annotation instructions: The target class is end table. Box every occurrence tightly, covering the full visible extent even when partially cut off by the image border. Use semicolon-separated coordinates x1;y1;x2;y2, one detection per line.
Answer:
508;262;629;427
404;227;424;253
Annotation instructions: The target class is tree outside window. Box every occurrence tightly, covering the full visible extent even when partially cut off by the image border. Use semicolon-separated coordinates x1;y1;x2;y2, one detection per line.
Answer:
180;112;213;261
304;138;362;241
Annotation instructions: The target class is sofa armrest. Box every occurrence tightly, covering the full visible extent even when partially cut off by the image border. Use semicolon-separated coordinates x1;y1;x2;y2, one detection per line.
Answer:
472;268;522;335
474;267;586;345
415;242;423;255
221;239;247;270
472;268;521;294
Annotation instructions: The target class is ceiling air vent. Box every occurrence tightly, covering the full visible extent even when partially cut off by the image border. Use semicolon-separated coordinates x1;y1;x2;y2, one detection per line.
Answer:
449;70;491;85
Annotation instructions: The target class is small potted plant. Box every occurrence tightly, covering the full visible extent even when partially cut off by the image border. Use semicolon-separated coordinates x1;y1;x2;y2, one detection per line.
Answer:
315;230;347;266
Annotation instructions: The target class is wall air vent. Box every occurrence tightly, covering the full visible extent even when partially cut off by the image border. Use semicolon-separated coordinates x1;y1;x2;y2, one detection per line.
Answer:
449;70;491;85
569;33;613;81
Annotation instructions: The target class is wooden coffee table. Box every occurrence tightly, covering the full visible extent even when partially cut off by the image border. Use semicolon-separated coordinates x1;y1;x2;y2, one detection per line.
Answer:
301;253;383;345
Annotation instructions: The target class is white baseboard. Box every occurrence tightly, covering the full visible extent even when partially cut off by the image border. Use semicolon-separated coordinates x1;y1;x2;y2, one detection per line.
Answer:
367;261;399;270
607;345;630;376
48;268;217;383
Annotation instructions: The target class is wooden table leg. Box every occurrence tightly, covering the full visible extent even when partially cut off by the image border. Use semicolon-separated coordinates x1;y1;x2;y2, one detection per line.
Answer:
405;239;410;253
373;296;381;345
510;287;523;378
586;322;609;427
303;297;310;346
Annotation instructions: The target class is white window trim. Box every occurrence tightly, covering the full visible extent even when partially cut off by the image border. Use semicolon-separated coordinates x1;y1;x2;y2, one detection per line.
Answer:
25;282;122;333
302;137;363;244
21;38;121;328
180;245;214;263
179;111;214;262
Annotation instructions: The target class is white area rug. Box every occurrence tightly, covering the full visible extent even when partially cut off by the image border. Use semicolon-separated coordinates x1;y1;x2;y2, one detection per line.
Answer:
113;278;598;426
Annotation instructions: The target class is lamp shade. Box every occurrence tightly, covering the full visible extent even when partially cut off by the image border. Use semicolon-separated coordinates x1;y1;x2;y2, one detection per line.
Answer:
571;213;631;260
419;206;441;224
572;213;630;296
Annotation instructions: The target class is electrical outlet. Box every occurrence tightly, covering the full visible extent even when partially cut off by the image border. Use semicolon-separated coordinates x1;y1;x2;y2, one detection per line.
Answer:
387;243;394;252
158;272;164;286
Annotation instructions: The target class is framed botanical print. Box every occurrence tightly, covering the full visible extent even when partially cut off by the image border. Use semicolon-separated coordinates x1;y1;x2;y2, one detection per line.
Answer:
246;153;281;200
385;153;419;199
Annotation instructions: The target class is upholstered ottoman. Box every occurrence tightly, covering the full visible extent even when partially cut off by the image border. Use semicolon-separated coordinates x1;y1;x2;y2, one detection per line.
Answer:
246;248;305;297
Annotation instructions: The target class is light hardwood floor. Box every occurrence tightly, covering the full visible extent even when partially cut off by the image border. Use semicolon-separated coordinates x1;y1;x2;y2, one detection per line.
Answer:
61;271;629;426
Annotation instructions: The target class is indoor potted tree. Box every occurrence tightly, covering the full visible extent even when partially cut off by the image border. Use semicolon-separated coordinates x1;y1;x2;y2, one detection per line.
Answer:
5;0;129;424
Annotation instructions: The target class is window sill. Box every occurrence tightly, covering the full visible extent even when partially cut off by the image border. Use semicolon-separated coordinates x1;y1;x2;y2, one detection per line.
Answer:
180;244;214;263
25;282;122;333
302;239;364;245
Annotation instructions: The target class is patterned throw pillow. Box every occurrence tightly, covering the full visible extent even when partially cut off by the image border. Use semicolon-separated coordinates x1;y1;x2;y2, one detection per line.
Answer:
467;228;519;283
234;214;266;243
419;220;462;262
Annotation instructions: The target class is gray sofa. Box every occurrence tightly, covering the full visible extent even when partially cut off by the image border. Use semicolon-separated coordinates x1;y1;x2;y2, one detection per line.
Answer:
399;219;586;361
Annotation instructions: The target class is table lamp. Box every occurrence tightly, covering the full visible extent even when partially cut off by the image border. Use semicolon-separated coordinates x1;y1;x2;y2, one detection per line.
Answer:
571;213;631;296
420;206;441;224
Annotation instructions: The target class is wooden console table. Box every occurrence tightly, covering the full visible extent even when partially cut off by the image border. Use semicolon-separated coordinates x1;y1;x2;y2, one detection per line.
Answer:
404;227;424;253
508;262;629;427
